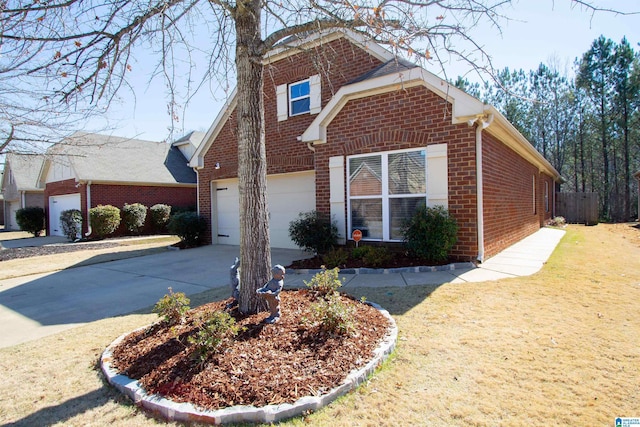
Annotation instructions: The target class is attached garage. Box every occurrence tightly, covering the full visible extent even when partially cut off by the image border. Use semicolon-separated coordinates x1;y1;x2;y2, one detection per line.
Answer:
211;172;315;249
48;194;81;237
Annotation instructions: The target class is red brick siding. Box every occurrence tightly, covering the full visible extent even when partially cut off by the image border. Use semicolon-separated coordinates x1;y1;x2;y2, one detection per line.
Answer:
44;179;196;236
314;85;479;260
198;37;386;244
481;133;552;258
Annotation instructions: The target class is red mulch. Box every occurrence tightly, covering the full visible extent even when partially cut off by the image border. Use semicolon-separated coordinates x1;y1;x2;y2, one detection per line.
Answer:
110;290;392;410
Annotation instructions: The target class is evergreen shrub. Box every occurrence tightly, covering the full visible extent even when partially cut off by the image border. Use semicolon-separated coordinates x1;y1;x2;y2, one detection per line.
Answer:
168;211;207;247
60;209;82;241
15;206;45;237
122;203;147;234
150;204;171;232
288;210;338;255
89;204;121;239
402;205;458;262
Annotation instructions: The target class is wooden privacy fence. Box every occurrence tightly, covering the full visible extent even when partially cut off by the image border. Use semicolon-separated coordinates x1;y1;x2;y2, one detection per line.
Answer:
555;192;599;225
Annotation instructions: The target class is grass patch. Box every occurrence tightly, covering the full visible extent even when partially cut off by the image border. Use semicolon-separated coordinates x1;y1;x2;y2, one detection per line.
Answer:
1;224;639;426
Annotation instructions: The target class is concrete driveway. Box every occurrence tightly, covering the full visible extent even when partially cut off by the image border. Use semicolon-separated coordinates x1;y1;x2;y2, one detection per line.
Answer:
0;244;312;348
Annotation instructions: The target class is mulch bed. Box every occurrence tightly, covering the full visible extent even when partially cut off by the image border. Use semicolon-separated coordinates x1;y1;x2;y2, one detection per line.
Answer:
109;289;392;410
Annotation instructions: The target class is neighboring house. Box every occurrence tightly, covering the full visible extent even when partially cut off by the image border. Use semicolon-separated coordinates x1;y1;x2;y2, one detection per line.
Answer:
38;132;197;237
1;153;45;231
190;29;561;261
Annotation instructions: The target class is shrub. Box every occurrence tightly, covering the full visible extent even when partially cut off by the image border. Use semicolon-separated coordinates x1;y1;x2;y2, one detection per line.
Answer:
322;247;349;268
153;287;191;325
547;216;566;227
150;204;171;232
402;205;458;262
60;209;82;241
309;292;355;336
288;210;338;255
351;245;392;268
89;204;121;239
121;203;147;234
15;206;45;237
304;266;344;297
188;310;241;365
167;211;207;247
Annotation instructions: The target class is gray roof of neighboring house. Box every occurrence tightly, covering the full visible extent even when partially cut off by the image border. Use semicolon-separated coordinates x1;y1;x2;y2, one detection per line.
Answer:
47;132;196;184
4;153;45;191
349;58;417;84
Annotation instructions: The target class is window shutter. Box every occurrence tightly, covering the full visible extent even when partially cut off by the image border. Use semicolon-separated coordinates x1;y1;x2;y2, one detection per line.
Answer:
427;143;448;208
329;155;346;243
276;84;288;121
309;74;322;114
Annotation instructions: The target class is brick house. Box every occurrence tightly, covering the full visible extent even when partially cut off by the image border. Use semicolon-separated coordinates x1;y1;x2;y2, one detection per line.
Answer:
39;132;199;237
1;153;45;231
190;30;561;262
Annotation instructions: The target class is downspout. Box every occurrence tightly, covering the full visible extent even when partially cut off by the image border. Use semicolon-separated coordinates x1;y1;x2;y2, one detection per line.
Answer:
20;191;26;208
472;114;494;263
84;181;92;237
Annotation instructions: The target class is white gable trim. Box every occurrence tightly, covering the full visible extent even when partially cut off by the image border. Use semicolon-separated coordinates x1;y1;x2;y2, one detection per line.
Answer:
190;90;237;169
301;66;485;145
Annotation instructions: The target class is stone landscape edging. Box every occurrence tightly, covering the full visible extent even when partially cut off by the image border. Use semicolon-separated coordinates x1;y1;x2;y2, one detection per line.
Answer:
290;261;476;275
101;302;398;425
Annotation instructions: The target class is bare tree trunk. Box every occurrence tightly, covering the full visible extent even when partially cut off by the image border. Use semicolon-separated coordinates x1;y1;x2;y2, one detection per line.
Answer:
235;0;270;314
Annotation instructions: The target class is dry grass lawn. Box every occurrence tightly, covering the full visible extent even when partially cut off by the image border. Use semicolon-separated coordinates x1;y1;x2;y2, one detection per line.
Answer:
0;234;180;280
1;224;639;426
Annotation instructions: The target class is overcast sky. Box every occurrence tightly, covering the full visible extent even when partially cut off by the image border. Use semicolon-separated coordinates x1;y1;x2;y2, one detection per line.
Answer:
89;0;640;143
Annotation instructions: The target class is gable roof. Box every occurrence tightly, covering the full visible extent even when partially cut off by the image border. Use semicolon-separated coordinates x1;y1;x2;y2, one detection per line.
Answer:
301;66;562;182
190;28;394;169
3;153;45;191
41;132;196;186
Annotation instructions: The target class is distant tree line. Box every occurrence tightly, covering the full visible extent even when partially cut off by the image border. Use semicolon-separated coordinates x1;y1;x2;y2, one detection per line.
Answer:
455;36;639;222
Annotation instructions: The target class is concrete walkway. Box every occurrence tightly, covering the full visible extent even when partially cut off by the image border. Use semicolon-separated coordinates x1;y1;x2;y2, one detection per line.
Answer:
0;227;565;348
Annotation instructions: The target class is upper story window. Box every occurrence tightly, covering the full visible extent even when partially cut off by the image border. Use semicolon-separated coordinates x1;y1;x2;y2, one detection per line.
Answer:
276;74;321;121
289;79;310;116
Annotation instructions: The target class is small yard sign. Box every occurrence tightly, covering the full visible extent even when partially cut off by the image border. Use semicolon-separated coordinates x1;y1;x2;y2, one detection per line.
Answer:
352;229;362;247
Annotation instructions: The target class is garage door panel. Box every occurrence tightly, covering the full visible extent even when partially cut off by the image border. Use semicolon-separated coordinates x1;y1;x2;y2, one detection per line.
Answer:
49;194;81;236
213;172;315;249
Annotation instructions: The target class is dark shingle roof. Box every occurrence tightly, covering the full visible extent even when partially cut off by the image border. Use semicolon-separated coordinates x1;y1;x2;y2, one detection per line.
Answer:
47;132;195;184
348;58;417;84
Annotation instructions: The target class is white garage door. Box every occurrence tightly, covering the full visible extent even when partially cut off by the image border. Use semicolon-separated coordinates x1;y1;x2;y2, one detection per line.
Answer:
212;172;316;249
49;194;81;236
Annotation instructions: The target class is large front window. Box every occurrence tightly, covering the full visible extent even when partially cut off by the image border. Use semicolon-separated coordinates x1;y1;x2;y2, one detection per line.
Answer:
348;149;427;241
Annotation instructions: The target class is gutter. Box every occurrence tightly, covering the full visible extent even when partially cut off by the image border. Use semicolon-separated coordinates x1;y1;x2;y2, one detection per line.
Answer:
84;181;92;237
470;113;494;263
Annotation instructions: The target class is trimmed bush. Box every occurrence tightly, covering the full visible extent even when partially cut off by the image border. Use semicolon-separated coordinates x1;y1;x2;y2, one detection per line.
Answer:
15;206;45;237
121;203;147;235
168;211;207;247
150;204;171;232
60;209;83;241
89;204;121;239
402;205;458;262
288;210;338;255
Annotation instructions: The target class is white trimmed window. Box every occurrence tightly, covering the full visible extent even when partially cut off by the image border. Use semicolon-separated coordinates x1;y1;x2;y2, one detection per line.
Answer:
289;79;310;116
276;74;321;121
347;148;428;241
